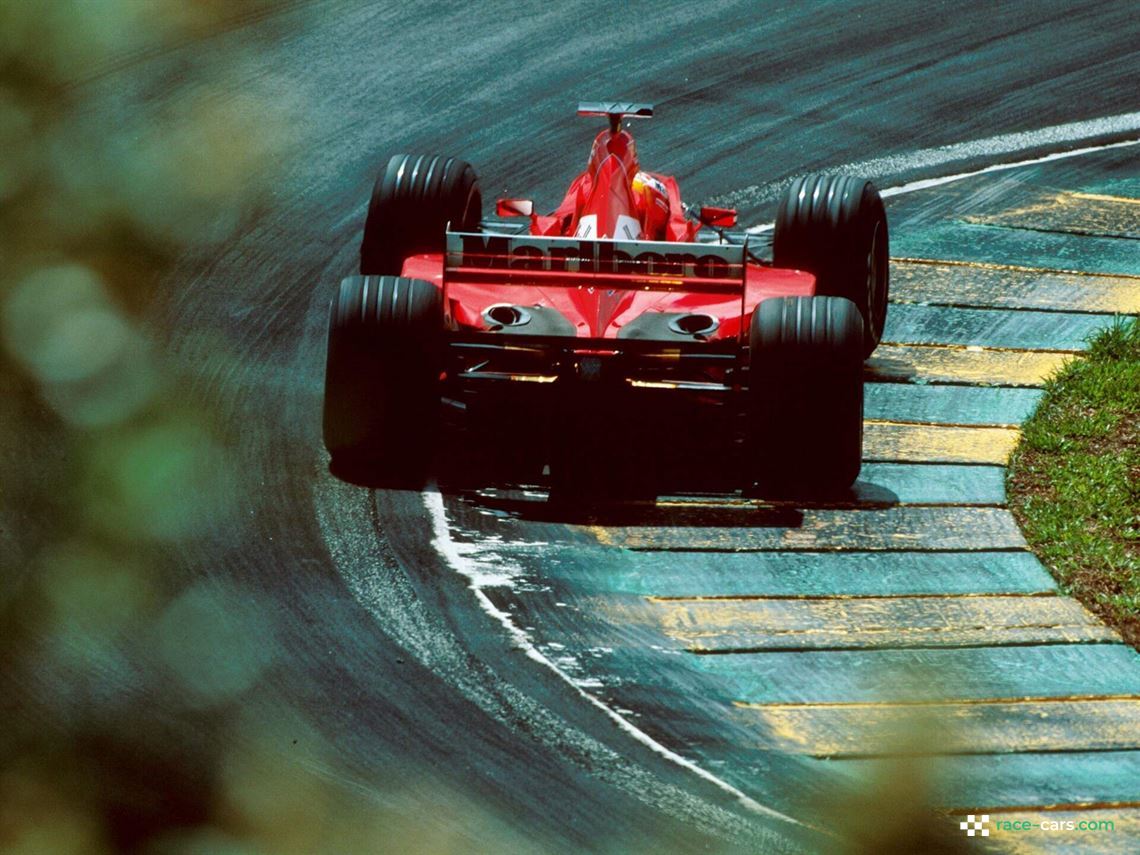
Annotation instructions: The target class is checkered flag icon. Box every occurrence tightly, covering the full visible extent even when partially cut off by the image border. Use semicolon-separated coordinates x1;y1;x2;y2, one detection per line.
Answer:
960;814;990;837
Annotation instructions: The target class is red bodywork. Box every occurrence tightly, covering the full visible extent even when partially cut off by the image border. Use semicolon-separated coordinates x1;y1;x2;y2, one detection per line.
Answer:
395;119;823;446
402;125;817;347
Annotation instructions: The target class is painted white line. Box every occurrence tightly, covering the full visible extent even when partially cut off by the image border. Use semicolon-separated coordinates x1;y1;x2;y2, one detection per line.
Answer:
737;110;1140;233
836;112;1140;187
877;137;1140;198
422;484;802;827
744;136;1140;233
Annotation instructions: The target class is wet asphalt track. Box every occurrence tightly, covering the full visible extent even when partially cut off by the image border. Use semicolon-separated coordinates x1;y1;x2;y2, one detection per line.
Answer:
111;2;1140;851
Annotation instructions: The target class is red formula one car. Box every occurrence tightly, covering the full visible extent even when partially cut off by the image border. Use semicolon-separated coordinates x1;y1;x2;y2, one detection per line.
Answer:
323;102;889;496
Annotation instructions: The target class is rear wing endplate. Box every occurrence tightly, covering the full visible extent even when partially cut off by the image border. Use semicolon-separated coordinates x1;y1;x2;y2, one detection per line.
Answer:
444;232;746;295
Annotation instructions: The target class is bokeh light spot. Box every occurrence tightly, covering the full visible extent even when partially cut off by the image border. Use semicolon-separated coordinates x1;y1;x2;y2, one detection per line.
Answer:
85;423;236;542
155;583;274;707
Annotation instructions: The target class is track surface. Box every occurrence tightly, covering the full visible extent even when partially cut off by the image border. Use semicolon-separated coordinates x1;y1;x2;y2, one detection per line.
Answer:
128;2;1140;851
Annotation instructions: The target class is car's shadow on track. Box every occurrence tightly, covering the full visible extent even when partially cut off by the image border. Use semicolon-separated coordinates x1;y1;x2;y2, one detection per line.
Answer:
864;355;918;383
330;453;902;528
441;477;902;527
452;491;808;527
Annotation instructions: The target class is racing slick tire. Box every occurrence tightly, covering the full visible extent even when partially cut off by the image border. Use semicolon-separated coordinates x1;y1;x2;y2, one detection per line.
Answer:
360;154;482;275
747;295;864;496
323;275;443;480
773;174;889;358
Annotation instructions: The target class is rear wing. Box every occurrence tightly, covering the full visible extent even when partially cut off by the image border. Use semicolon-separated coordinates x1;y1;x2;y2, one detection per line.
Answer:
577;101;654;119
443;231;746;295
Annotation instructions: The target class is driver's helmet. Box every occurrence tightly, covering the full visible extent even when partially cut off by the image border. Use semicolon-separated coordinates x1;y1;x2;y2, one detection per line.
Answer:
632;171;670;238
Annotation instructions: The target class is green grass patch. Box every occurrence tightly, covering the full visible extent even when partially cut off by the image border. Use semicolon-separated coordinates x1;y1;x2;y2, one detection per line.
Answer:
1008;316;1140;648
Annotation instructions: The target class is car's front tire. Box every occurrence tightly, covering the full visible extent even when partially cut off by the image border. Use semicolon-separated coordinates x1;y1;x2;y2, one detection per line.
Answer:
360;154;482;275
774;174;889;358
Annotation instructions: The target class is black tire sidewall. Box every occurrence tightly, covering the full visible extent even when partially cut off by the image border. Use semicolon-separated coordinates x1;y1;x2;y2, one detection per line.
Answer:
360;155;482;276
323;276;443;470
774;175;889;357
746;296;864;494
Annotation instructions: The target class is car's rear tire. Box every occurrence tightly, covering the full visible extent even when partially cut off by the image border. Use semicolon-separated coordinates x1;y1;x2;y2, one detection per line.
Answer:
323;275;443;479
747;296;864;496
360;154;482;275
774;174;889;358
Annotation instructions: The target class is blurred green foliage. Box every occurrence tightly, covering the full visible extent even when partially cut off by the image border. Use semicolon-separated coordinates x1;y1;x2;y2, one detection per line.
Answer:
0;3;534;852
